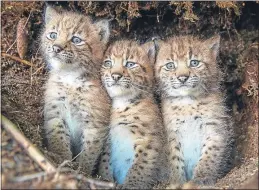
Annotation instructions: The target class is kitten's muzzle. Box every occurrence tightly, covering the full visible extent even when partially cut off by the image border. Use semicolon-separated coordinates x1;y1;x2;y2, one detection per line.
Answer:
53;45;63;53
177;75;189;83
112;73;123;82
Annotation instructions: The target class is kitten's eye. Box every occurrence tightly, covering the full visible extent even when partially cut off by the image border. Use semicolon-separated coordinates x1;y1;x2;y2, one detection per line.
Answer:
125;61;137;68
47;32;57;40
71;36;84;45
165;62;175;70
190;60;200;67
103;60;112;68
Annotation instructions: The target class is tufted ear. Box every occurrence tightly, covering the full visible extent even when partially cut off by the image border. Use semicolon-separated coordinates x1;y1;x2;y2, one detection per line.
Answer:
44;6;60;24
142;40;158;64
95;19;110;44
204;34;220;57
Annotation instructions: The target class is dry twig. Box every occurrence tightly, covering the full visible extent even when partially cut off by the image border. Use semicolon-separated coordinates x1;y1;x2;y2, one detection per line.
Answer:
1;52;35;67
1;115;56;173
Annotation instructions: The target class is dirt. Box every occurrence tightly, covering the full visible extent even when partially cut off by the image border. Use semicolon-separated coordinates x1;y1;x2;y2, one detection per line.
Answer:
1;1;258;189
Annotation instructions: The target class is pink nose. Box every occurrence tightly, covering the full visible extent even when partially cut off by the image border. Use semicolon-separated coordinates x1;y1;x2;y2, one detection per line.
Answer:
177;75;189;83
112;73;122;81
53;45;63;53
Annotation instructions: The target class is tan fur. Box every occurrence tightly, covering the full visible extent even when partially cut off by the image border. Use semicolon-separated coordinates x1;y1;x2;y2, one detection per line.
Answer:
155;35;233;187
41;6;111;175
98;40;167;189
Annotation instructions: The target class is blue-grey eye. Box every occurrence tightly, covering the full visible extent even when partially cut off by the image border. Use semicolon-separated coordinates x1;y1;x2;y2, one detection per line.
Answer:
71;36;82;44
48;32;57;40
165;62;175;70
125;61;136;68
103;60;112;68
190;60;200;67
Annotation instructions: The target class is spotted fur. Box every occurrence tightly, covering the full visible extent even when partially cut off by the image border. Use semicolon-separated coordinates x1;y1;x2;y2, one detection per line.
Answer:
41;6;111;175
98;40;167;189
155;35;234;187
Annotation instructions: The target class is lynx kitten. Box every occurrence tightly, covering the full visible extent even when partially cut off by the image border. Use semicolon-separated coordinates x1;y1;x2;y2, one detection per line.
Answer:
98;40;166;189
155;35;233;187
41;6;111;175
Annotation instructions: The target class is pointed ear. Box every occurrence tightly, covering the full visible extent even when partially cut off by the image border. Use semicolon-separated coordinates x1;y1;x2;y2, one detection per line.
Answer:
44;6;59;24
204;35;220;57
95;19;110;44
142;40;158;64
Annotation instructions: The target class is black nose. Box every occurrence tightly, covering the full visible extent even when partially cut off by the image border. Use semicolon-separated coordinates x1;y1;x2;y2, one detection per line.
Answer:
112;73;122;81
177;75;189;83
53;45;63;53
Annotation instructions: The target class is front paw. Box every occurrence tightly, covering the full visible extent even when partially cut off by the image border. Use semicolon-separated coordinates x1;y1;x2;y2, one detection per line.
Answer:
191;177;216;187
116;184;123;189
182;181;199;189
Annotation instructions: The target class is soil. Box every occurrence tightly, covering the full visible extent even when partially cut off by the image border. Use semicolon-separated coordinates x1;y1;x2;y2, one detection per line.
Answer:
1;1;258;189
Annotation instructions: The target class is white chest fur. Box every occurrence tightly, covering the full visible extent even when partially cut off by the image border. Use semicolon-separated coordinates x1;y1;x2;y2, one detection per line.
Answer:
177;116;204;180
165;97;209;180
110;125;135;184
46;70;93;140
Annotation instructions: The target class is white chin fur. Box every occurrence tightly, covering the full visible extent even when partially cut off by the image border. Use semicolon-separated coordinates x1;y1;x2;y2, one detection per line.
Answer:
49;58;62;70
169;86;198;97
48;57;78;71
106;85;133;98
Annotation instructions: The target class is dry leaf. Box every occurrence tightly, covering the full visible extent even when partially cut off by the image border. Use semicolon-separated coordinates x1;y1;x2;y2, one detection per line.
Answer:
16;17;29;59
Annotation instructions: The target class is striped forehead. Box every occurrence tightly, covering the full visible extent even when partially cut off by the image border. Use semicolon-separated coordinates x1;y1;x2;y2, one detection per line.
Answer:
50;15;87;35
168;38;193;60
109;41;133;58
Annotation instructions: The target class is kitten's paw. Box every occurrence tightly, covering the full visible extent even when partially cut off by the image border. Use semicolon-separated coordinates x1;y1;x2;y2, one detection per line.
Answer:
192;177;215;186
45;151;72;167
115;184;122;189
182;181;199;189
45;151;62;164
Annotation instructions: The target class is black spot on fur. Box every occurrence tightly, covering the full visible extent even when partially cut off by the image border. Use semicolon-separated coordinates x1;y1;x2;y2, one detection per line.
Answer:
124;107;130;112
58;97;65;101
206;122;217;125
56;124;63;128
76;87;82;92
134;116;139;120
57;131;65;134
195;116;201;120
118;122;128;125
175;146;180;151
